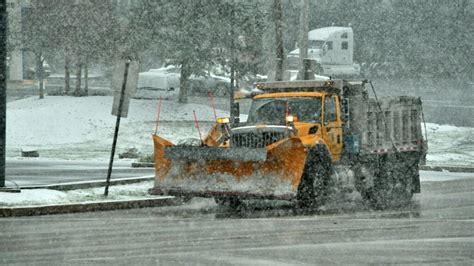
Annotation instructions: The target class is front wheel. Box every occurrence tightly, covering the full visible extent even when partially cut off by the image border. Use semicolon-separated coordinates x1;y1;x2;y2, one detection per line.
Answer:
297;145;333;209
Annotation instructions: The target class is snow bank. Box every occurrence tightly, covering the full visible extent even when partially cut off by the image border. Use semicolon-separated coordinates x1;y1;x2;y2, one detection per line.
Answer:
7;96;231;159
424;123;474;166
0;181;156;207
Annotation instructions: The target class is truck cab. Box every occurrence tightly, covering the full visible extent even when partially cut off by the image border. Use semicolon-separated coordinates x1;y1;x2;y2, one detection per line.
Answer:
239;89;343;161
230;80;343;161
287;26;360;78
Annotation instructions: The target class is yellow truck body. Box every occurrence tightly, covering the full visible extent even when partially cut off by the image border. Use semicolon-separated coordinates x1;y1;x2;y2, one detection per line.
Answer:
150;80;426;209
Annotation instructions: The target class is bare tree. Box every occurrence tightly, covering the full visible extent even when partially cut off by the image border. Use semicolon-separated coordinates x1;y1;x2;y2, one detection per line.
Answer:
20;0;58;99
74;60;82;96
35;53;45;99
64;54;70;94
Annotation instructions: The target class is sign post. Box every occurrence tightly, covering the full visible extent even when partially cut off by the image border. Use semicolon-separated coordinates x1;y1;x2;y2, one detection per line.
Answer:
104;59;138;196
0;0;8;190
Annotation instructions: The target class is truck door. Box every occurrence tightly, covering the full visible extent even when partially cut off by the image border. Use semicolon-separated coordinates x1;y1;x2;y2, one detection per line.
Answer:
322;95;343;160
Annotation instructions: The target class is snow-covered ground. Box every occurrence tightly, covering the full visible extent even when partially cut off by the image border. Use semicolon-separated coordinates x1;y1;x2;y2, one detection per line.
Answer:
424;123;474;166
7;95;474;166
7;96;231;160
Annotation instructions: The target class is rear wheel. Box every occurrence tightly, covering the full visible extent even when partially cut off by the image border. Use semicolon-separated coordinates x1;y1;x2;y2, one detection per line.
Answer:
362;154;416;209
297;145;333;208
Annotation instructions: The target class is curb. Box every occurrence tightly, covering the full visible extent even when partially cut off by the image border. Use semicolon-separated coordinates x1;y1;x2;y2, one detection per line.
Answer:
20;176;154;191
420;165;474;173
0;197;178;217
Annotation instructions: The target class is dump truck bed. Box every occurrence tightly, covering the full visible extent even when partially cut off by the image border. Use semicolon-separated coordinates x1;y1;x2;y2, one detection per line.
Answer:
346;92;424;154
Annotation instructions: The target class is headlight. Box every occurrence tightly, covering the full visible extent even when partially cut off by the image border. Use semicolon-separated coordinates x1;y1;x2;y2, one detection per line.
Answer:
217;117;230;124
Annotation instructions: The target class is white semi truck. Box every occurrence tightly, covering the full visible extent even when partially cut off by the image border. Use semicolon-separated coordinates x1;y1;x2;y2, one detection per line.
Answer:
287;26;361;78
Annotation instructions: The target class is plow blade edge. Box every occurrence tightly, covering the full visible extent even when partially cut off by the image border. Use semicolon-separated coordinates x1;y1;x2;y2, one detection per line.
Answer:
165;146;267;162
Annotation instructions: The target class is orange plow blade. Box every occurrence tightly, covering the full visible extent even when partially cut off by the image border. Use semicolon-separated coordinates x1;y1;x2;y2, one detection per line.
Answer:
149;135;307;200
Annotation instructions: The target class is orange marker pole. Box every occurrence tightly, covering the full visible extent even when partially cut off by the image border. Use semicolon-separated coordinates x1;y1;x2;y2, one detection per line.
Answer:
193;110;203;144
154;97;162;135
208;92;217;120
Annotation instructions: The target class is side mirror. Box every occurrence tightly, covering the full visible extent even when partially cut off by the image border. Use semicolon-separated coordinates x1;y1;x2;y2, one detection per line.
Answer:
341;98;350;122
322;44;328;55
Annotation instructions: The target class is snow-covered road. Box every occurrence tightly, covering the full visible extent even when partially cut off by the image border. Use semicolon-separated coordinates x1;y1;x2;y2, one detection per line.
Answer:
1;175;473;264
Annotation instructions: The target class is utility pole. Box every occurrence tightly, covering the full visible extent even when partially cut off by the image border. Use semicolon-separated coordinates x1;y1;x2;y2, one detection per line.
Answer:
229;1;236;125
297;0;310;80
273;0;284;81
0;0;7;188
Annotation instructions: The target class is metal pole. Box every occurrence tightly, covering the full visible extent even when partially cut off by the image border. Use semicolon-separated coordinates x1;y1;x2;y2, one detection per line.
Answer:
273;0;284;81
229;2;235;125
0;0;7;188
297;0;309;80
104;60;130;196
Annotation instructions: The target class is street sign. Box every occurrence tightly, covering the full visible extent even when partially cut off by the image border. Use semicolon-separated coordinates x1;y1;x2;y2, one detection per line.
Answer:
111;59;139;118
105;59;139;196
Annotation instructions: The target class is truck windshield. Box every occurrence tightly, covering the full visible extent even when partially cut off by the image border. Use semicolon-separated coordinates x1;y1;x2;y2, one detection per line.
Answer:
247;97;322;125
309;40;325;49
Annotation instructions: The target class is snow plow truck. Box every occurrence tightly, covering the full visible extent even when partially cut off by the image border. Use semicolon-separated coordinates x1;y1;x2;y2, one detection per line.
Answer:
149;79;427;209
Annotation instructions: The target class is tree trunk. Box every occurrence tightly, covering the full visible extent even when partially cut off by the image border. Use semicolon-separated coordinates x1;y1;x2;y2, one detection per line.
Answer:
230;62;235;124
84;60;88;96
74;61;82;96
178;61;191;103
64;55;70;94
297;0;310;80
229;5;235;124
36;53;44;99
273;0;284;81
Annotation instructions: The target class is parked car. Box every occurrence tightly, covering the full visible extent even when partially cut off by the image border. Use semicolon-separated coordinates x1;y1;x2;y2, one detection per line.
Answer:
134;66;180;100
134;65;231;99
189;73;230;96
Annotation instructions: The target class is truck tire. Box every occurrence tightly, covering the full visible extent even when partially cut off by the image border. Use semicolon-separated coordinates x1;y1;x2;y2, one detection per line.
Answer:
297;145;333;208
363;154;415;209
